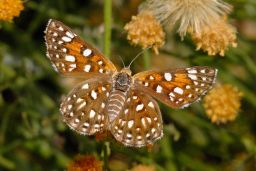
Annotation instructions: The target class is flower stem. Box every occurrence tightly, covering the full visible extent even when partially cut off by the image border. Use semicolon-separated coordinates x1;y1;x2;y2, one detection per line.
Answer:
104;0;112;59
103;142;110;170
143;50;150;69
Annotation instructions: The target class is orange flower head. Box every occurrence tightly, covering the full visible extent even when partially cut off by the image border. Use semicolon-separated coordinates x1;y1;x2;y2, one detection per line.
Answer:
0;0;24;22
67;155;103;171
190;17;237;56
203;84;243;124
124;11;165;54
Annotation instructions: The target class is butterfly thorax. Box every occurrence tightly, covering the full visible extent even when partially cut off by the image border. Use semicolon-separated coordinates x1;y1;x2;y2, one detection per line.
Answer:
106;68;132;123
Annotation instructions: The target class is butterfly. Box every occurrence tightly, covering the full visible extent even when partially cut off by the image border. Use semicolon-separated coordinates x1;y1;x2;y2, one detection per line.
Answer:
44;19;217;148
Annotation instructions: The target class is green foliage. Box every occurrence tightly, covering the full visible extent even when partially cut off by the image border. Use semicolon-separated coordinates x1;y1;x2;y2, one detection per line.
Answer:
0;0;256;170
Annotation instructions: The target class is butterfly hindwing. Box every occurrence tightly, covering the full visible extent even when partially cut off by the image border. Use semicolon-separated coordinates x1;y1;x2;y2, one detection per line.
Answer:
133;66;217;109
45;19;117;77
60;77;112;135
110;89;163;147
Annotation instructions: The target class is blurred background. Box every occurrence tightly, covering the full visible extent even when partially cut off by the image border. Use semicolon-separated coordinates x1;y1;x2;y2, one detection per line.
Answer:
0;0;256;170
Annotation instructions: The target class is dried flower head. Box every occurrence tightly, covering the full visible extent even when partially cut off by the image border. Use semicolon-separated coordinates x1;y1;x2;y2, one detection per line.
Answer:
130;164;156;171
140;0;231;38
190;17;237;56
124;11;165;54
0;0;24;22
67;154;103;171
203;84;243;124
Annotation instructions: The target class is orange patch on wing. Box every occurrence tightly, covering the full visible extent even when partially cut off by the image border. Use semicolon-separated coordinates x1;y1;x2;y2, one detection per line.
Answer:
65;40;82;52
174;74;192;84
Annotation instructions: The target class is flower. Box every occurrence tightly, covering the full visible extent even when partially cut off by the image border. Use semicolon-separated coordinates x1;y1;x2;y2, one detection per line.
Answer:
124;11;165;54
140;0;231;38
0;0;24;22
190;17;237;56
203;84;243;124
130;164;156;171
67;154;103;171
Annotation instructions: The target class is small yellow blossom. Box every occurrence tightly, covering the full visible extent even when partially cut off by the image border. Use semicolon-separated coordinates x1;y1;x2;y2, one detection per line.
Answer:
203;84;243;124
140;0;231;38
0;0;24;22
67;154;103;171
130;164;156;171
124;11;165;54
190;17;237;56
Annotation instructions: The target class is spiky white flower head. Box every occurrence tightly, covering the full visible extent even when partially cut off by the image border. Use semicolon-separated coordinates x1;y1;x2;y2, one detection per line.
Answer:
140;0;232;38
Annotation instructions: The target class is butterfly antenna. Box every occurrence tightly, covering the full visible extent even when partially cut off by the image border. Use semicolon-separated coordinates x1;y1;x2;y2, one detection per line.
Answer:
117;55;125;68
128;47;151;68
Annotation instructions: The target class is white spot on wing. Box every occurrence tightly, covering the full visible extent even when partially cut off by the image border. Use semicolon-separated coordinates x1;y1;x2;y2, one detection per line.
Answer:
148;102;154;108
186;85;191;89
127;133;132;138
62;48;67;53
76;98;83;103
200;69;206;73
65;55;75;62
67;104;72;110
128;120;134;128
136;104;144;111
58;40;63;44
164;73;172;81
149;75;154;80
146;117;152;124
69;63;76;69
62;36;72;42
141;118;146;128
84;122;89;127
101;102;105;108
156;85;163;93
187;69;197;74
174;87;184;95
99;69;104;73
188;74;197;80
82;83;89;89
89;110;96;118
83;49;92;57
58;26;64;31
91;90;97;99
66;31;74;38
84;65;91;72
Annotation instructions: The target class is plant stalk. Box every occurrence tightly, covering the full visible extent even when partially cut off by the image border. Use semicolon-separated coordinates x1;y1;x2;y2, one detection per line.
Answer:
104;0;112;58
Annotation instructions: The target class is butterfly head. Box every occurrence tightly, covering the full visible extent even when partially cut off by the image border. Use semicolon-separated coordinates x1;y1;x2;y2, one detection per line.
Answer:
120;67;132;76
113;68;132;92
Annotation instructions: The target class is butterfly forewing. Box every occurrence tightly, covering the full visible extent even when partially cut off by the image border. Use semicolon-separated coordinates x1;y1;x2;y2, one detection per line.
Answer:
133;66;217;109
110;90;163;147
60;77;112;135
45;19;117;77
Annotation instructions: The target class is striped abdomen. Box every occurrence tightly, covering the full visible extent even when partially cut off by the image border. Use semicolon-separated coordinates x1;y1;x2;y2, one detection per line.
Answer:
106;89;127;123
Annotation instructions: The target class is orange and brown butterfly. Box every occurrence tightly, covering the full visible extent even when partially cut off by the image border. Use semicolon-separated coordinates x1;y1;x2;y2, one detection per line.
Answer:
44;19;217;148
